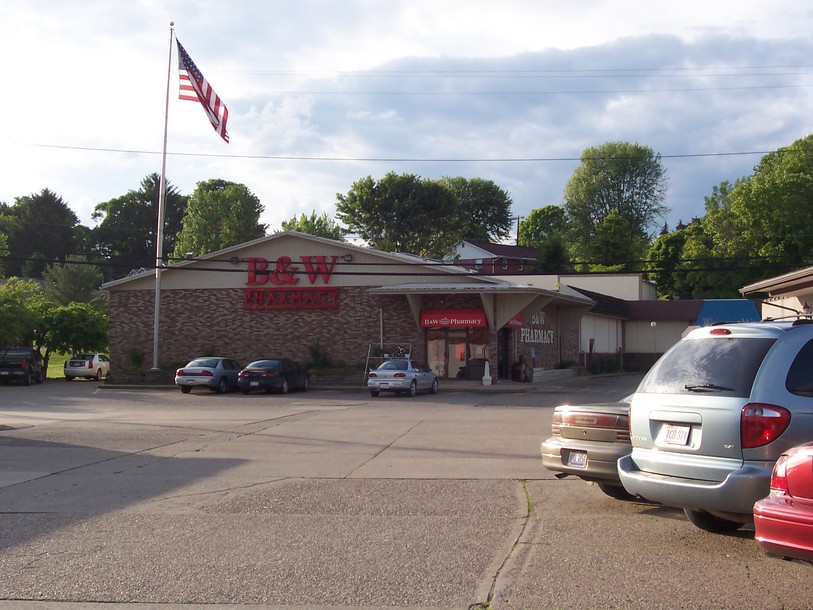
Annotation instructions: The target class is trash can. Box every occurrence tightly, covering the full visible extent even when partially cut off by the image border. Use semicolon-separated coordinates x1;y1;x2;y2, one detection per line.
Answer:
467;358;488;381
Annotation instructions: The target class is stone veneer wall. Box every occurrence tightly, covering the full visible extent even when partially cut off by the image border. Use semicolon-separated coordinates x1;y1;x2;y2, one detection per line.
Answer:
109;286;428;370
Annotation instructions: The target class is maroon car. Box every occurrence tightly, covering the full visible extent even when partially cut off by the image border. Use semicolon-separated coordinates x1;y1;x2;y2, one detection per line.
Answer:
754;442;813;563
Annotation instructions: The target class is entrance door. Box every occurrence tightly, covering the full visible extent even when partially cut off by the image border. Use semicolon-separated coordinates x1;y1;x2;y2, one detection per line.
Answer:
426;330;446;378
447;329;468;379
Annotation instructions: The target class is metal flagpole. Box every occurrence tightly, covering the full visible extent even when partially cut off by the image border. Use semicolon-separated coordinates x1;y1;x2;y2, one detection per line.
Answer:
151;21;175;371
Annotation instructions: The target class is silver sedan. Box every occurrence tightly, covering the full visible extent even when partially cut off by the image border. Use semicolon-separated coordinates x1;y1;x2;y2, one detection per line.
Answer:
367;359;438;397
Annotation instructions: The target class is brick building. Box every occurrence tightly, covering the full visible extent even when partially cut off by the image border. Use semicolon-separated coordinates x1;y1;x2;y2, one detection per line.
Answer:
102;232;591;381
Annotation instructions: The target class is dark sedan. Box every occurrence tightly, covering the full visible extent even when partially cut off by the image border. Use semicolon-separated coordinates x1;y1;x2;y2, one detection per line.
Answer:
238;358;310;394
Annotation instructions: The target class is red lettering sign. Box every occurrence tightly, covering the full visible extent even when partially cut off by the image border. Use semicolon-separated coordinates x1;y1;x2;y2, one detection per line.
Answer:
245;255;338;286
244;287;340;310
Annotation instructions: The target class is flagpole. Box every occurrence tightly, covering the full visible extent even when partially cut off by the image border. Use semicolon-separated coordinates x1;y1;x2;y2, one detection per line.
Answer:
151;21;175;371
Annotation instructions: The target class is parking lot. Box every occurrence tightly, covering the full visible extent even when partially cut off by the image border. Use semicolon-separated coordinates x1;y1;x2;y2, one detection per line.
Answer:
0;376;810;609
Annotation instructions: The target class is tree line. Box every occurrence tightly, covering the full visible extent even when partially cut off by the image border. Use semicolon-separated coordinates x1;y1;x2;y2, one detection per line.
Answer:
2;133;813;359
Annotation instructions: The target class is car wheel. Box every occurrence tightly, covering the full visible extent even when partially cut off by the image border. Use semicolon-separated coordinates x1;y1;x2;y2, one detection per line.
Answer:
181;386;192;394
23;372;31;386
683;509;744;533
430;378;439;394
65;376;74;381
216;377;227;394
280;379;289;394
302;377;309;391
597;483;636;501
370;389;380;397
408;380;417;397
95;369;102;381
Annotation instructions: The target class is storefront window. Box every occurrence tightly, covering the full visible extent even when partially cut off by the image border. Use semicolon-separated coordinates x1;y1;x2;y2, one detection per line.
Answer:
427;330;445;378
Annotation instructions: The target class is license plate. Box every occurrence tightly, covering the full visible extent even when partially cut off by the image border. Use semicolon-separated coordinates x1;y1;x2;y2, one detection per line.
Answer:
567;450;588;468
250;381;259;387
663;424;691;445
380;383;389;388
0;371;8;376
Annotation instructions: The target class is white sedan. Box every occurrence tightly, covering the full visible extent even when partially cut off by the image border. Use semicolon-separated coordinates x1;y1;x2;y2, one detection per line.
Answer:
367;359;438;397
64;353;111;381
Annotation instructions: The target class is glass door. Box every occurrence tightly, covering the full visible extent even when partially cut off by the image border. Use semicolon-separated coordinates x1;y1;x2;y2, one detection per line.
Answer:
426;329;446;378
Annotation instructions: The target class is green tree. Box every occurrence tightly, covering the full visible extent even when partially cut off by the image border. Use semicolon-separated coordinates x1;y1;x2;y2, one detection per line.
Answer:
46;302;108;358
0;230;8;277
645;224;688;299
0;278;42;345
437;176;513;242
171;179;266;259
518;205;567;249
281;211;347;241
4;189;80;278
563;141;668;269
336;172;459;258
723;135;813;273
0;278;108;375
42;256;107;310
91;174;187;279
532;235;573;273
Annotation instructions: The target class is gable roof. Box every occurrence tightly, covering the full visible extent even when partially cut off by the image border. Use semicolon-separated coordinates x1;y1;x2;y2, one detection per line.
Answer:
456;240;537;260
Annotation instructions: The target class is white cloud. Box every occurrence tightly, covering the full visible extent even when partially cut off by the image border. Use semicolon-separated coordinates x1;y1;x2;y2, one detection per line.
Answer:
1;0;812;240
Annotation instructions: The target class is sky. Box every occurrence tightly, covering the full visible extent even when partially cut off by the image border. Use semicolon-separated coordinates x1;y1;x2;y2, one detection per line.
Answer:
2;0;813;243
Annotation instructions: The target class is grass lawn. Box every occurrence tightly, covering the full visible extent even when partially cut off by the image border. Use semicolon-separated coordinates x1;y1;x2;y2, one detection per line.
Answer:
47;352;71;380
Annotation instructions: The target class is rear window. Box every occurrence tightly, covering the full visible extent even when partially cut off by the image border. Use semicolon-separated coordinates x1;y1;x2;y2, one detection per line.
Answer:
786;338;813;396
379;360;408;371
638;336;775;396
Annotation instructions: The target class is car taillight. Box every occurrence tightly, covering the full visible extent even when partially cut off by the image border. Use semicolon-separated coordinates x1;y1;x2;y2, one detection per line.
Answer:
200;371;213;377
769;454;790;494
551;411;562;436
88;361;93;369
741;403;791;448
264;371;278;378
176;369;184;376
368;372;377;378
393;373;406;378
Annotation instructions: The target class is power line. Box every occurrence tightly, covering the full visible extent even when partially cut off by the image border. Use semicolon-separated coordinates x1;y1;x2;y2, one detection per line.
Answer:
28;142;776;163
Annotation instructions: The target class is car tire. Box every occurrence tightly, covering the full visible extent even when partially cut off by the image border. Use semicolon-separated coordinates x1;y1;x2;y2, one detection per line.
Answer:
370;389;380;397
597;483;636;501
683;509;744;533
95;369;102;381
430;378;439;394
280;379;289;394
23;372;31;386
408;380;417;397
302;377;309;391
181;386;192;394
65;376;74;381
216;377;227;394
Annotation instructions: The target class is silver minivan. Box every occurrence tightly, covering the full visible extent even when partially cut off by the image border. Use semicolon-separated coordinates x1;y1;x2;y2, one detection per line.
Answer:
618;320;813;532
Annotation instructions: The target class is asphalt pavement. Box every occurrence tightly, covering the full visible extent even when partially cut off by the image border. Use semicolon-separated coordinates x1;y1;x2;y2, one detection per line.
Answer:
1;373;810;610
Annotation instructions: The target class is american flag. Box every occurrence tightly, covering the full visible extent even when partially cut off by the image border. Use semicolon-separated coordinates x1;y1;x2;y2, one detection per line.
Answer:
176;38;230;143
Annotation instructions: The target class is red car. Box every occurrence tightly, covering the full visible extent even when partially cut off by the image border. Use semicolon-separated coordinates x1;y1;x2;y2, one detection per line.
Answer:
754;442;813;563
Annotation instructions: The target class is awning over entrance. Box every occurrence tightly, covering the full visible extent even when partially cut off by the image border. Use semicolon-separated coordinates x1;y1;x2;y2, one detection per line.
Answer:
369;282;594;331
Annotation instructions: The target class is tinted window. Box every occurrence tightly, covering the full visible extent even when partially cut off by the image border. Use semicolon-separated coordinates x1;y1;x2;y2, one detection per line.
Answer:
787;339;813;396
638;337;775;397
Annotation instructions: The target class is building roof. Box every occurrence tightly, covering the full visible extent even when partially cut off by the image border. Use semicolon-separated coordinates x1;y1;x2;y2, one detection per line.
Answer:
740;265;813;297
456;240;538;260
569;286;630;318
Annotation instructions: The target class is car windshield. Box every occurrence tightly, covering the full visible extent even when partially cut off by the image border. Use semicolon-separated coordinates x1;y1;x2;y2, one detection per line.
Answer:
72;353;93;360
638;336;775;397
378;360;408;371
188;358;219;368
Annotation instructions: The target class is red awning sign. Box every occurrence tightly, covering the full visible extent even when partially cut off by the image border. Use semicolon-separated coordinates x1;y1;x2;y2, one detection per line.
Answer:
420;308;487;328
